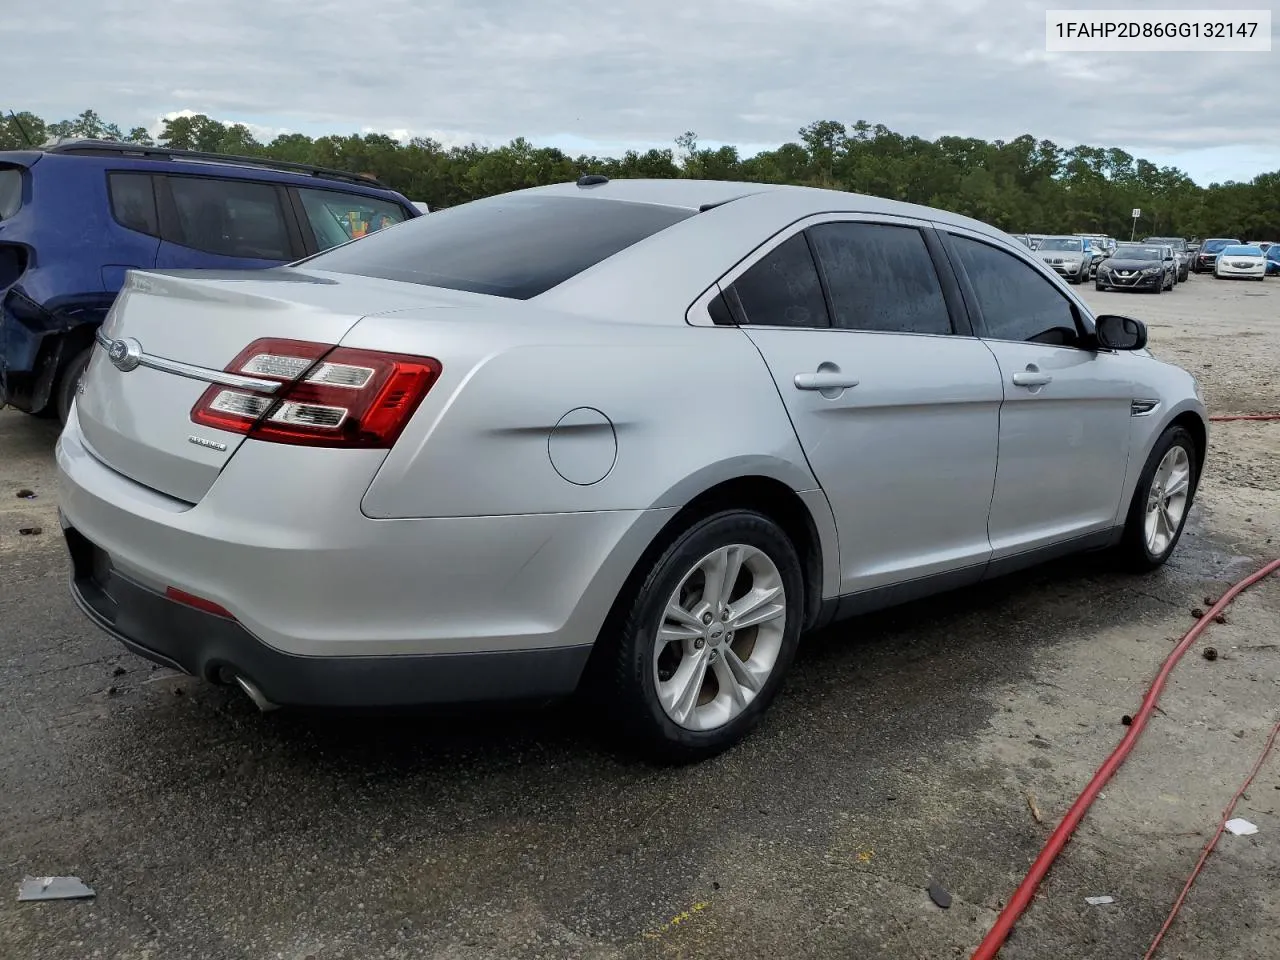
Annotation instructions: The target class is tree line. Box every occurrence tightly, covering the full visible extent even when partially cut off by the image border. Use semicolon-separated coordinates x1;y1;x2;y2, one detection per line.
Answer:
5;108;1278;240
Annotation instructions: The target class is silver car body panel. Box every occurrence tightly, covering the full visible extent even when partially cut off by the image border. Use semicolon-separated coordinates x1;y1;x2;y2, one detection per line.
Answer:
57;179;1207;695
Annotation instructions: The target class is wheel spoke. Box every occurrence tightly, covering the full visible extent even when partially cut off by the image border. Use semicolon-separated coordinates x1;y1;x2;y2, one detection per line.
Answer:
665;602;704;631
700;546;744;614
1165;467;1190;497
729;590;786;630
723;647;762;695
666;651;709;725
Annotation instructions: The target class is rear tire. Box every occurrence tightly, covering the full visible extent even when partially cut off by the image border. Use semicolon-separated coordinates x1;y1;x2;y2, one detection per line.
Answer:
55;347;92;426
601;509;805;763
1115;425;1198;572
1095;281;1106;291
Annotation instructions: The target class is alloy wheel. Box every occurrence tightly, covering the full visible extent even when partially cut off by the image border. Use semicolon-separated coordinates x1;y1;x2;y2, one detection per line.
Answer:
652;544;787;731
1144;445;1191;556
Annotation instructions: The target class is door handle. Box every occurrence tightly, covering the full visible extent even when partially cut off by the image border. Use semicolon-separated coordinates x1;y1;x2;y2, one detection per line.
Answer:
794;371;860;391
1011;367;1053;388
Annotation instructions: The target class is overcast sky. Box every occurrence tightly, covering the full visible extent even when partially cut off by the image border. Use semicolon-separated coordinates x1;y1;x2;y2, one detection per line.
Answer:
11;0;1279;185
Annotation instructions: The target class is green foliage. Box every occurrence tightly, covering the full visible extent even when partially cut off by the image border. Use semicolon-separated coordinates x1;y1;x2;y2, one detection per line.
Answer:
4;109;1277;237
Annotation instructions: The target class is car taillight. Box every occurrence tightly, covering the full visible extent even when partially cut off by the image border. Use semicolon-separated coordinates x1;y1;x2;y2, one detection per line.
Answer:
190;338;441;448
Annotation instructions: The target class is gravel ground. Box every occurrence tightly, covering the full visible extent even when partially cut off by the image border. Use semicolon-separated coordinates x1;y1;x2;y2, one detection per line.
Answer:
1;273;1277;959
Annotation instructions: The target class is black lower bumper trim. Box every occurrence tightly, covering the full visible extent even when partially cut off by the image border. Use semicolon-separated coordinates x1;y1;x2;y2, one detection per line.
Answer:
63;525;592;708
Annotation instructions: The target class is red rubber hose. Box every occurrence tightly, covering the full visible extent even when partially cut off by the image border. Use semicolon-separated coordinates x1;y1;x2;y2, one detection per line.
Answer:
1143;718;1280;959
971;556;1280;960
1208;414;1280;422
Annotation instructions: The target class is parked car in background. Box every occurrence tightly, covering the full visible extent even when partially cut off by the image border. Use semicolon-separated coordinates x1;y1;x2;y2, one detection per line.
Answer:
1252;240;1273;252
1010;234;1032;247
1084;239;1109;278
1266;245;1280;276
1027;234;1046;250
1144;237;1191;281
57;178;1207;760
1213;244;1267;281
1036;236;1091;283
1192;238;1240;273
0;139;419;423
412;201;431;213
1095;242;1178;293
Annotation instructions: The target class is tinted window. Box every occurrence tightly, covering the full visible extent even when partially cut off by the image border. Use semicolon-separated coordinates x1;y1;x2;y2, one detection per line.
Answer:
296;187;408;252
302;194;693;299
167;177;291;260
725;233;829;328
950;236;1079;346
108;173;158;236
0;168;20;220
808;222;951;335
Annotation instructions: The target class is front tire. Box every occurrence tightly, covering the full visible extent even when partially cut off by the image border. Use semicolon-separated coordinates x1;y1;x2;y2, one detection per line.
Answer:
1095;281;1106;291
1116;426;1198;572
602;510;804;762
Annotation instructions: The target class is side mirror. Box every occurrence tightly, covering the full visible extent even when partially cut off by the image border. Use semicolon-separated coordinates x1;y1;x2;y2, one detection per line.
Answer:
1095;314;1148;351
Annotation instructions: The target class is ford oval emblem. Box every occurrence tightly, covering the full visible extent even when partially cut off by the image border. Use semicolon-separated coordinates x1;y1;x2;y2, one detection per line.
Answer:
106;337;143;373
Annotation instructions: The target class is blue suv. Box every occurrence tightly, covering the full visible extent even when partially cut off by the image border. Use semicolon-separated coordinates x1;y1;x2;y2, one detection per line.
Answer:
0;139;419;422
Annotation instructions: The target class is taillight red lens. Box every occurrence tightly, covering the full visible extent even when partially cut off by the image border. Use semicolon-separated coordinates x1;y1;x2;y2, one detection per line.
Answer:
190;338;441;448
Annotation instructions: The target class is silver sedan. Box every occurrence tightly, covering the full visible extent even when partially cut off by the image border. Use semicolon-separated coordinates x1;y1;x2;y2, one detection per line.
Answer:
58;178;1208;761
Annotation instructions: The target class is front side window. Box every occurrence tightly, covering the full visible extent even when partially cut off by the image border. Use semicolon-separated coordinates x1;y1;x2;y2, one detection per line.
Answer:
807;222;951;335
302;194;692;299
167;177;292;260
724;233;830;328
296;188;408;252
949;235;1080;346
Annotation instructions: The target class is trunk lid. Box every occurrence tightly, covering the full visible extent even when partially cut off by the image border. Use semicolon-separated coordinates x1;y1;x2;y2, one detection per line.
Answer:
75;268;464;503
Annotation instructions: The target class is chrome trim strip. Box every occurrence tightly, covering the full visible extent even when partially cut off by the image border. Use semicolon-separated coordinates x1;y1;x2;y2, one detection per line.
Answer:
94;330;281;393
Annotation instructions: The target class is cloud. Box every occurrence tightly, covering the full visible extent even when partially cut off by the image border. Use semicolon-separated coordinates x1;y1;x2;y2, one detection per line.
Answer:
9;0;1278;184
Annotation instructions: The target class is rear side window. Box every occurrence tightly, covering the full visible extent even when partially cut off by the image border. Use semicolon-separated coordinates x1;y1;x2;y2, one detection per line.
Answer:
108;173;159;236
949;235;1080;345
0;168;21;220
807;222;952;335
301;194;693;299
167;177;292;260
296;187;408;252
724;233;830;328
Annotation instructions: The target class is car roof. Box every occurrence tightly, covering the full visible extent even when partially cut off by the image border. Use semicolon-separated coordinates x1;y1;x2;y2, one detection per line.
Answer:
514;178;1004;234
7;139;407;200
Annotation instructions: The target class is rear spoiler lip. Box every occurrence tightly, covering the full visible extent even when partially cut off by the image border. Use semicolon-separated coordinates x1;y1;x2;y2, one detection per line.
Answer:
0;151;43;169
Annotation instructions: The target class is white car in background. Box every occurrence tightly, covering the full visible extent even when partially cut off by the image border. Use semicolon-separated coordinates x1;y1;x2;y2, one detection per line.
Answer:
1214;244;1267;280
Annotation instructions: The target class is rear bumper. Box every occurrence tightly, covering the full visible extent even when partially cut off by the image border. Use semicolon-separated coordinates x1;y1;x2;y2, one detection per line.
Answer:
57;411;678;704
64;523;590;706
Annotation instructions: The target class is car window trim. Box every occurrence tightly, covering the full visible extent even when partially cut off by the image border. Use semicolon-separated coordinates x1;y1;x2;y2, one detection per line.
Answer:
153;172;307;261
685;212;973;338
104;170;162;240
935;225;1099;350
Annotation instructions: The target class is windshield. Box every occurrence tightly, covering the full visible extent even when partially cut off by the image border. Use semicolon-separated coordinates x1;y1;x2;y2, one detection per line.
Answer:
1221;245;1262;256
1145;237;1185;250
1112;245;1162;261
300;193;694;299
1038;238;1083;252
1202;239;1239;253
0;168;21;220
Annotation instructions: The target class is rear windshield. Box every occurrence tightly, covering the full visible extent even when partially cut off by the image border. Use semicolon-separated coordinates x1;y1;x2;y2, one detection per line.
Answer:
0;168;21;220
300;193;695;299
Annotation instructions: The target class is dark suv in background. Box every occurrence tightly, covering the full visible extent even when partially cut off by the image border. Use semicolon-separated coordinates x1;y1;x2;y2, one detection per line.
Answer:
1192;238;1241;275
0;140;418;422
1143;237;1191;281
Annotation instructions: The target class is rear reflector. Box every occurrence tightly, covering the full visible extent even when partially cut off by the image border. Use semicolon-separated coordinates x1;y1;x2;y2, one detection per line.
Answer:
190;338;441;448
166;586;235;620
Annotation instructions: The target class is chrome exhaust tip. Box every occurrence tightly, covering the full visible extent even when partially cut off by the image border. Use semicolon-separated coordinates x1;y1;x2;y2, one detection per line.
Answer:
234;675;280;712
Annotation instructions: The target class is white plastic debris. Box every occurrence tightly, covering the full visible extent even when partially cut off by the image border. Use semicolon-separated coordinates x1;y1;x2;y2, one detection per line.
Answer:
1225;818;1259;836
17;877;95;901
1085;895;1115;906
